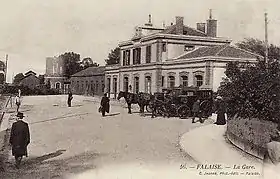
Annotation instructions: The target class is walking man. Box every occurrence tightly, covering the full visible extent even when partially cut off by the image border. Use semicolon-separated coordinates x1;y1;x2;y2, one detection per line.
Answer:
67;91;73;107
9;112;30;169
192;99;203;123
100;93;110;117
15;94;21;112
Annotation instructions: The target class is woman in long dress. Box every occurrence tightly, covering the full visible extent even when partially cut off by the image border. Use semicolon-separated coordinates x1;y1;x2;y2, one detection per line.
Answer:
214;96;226;125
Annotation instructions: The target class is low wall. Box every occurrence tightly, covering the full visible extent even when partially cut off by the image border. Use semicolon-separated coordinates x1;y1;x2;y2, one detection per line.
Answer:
226;117;277;160
226;129;266;160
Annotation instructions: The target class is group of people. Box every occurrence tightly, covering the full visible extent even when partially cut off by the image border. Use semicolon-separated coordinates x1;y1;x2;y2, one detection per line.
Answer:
192;96;227;125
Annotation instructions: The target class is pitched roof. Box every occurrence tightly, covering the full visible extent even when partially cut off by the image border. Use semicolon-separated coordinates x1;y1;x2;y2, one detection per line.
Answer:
71;66;105;77
25;70;37;76
161;25;207;37
177;45;260;59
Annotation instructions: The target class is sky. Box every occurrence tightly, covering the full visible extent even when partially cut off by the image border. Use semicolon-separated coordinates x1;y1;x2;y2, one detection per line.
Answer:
0;0;279;82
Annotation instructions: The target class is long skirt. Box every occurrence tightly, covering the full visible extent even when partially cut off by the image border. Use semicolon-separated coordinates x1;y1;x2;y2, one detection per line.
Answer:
215;112;226;125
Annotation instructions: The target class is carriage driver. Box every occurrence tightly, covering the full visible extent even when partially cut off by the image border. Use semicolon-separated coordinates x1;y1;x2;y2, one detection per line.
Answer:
192;99;203;123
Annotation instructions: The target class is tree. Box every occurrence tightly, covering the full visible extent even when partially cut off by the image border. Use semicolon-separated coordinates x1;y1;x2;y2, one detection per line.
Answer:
236;38;280;60
105;47;120;65
59;52;82;78
80;57;99;69
38;75;45;85
13;73;25;85
218;60;280;122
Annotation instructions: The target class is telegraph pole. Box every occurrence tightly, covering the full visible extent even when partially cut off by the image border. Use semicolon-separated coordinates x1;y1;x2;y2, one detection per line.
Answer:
264;12;268;64
5;54;8;84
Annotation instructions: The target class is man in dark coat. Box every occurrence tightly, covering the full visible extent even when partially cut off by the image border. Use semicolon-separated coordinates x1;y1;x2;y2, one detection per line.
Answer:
67;91;73;107
100;93;110;117
9;112;30;169
192;99;203;123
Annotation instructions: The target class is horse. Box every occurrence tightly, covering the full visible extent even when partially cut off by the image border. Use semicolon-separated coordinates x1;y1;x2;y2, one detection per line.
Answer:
117;91;153;114
117;91;139;114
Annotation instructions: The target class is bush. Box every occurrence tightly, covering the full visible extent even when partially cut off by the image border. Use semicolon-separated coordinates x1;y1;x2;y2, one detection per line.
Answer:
218;60;280;123
0;85;60;96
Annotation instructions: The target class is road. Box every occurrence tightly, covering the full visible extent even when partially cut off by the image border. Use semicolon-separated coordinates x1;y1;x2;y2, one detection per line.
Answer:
1;95;215;179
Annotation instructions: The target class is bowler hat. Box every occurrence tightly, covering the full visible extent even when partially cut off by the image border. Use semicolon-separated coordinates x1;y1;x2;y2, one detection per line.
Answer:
16;112;24;118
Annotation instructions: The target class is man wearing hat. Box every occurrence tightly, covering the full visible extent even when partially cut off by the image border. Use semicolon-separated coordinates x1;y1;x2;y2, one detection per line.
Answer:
100;93;110;117
9;112;30;169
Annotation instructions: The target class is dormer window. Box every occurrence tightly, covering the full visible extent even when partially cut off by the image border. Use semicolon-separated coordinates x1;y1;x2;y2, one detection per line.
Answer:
184;45;195;51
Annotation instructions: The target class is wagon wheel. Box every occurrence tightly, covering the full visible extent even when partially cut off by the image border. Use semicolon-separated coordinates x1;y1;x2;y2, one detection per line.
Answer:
177;105;191;119
200;100;211;118
146;102;153;113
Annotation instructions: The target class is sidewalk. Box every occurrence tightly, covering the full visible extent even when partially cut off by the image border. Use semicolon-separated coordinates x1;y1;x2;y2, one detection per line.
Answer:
179;123;280;179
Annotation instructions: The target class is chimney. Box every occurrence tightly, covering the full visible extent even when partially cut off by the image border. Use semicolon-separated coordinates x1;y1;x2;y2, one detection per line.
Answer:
196;23;206;33
175;16;184;34
145;14;153;26
206;9;217;37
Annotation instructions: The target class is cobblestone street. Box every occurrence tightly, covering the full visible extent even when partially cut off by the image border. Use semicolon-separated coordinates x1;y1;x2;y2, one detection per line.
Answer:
1;95;215;179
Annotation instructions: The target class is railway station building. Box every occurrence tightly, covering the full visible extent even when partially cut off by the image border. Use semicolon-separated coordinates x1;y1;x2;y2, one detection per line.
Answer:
105;12;260;98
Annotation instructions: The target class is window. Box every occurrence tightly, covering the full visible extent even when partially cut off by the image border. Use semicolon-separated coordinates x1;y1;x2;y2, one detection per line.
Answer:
184;45;195;51
134;77;139;93
96;81;99;92
77;81;79;90
161;76;164;87
168;76;175;88
195;75;203;87
107;78;111;93
181;76;188;87
113;78;117;98
133;48;141;64
162;43;167;52
124;77;129;92
81;81;84;90
123;50;130;66
146;46;151;63
55;82;60;89
145;76;151;93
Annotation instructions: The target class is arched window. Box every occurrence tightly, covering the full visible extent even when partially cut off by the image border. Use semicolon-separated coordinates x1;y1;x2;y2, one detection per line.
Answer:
124;77;129;92
145;76;151;93
168;76;175;88
134;76;139;93
195;75;203;87
55;82;61;89
181;76;188;87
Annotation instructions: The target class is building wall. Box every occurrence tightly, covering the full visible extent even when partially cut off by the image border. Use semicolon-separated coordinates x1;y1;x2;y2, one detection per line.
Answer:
70;75;105;96
19;75;40;89
212;61;227;92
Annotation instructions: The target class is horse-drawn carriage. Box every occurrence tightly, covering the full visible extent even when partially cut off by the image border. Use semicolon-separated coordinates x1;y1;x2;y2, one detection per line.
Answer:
149;86;213;118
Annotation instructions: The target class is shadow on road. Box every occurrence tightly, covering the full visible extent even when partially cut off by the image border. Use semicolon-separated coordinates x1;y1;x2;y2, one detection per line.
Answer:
2;151;102;179
30;113;91;125
23;149;66;165
105;113;120;117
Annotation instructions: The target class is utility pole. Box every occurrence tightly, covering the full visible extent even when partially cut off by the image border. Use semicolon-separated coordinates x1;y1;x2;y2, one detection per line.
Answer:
264;12;268;64
5;54;8;84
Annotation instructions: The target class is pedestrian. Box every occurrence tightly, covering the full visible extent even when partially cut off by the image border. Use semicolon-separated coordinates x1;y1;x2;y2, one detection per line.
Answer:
9;112;30;169
67;91;73;107
192;99;203;123
15;94;21;112
100;93;110;117
214;96;226;125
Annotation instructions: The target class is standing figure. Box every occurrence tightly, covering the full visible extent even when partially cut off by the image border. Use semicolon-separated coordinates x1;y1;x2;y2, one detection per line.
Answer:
15;95;21;112
192;99;203;123
214;96;226;125
9;112;30;169
67;91;73;107
101;93;110;117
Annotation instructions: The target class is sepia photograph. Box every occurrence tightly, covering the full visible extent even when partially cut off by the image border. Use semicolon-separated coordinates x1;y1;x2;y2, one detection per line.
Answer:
0;0;279;178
